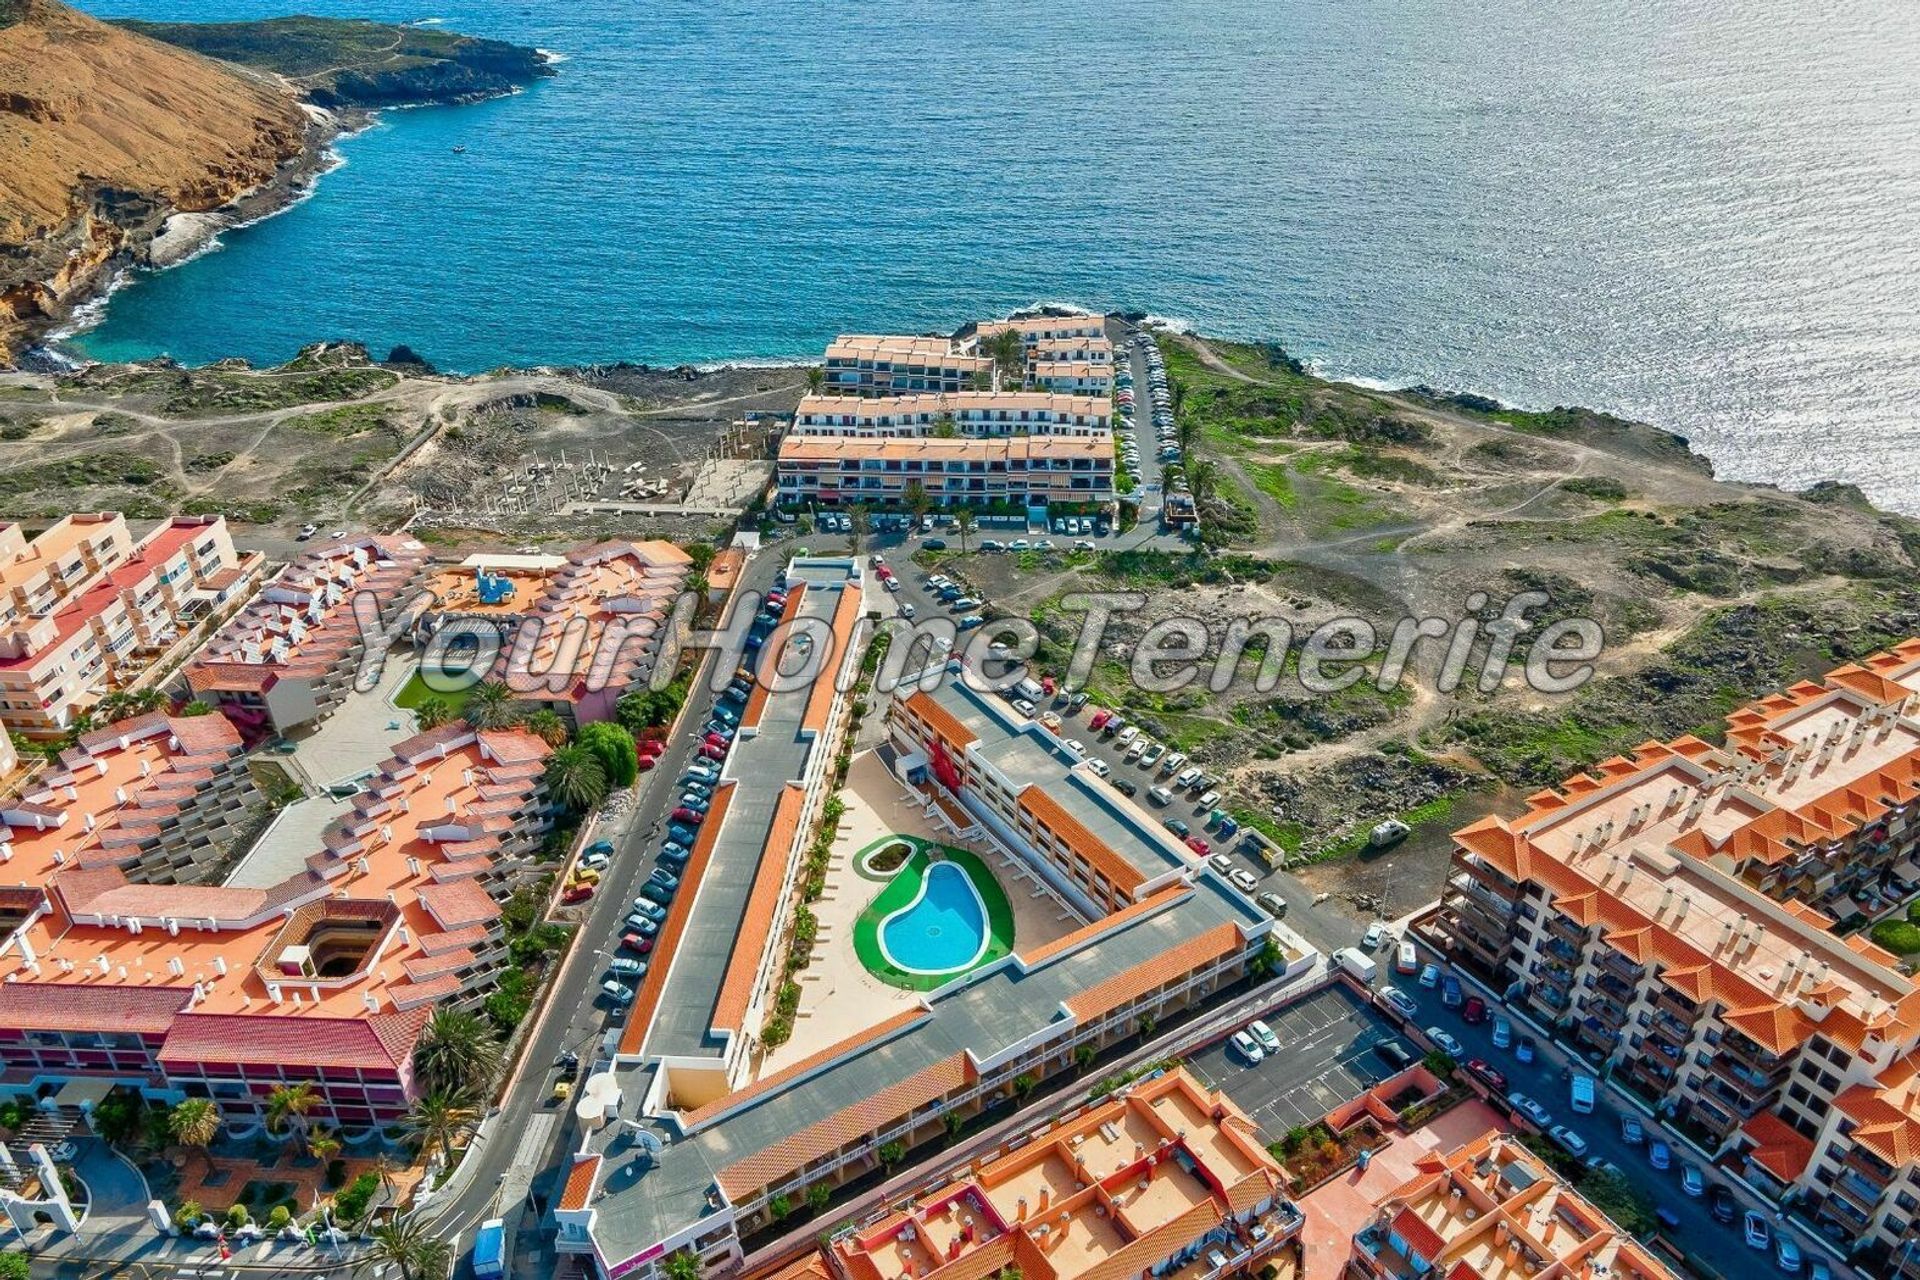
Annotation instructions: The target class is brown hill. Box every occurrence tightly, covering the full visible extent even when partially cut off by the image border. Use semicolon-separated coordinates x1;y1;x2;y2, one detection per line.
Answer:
0;0;308;361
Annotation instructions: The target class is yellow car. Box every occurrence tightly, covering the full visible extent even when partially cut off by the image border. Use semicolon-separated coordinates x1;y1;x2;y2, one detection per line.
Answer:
571;867;601;886
551;1080;573;1104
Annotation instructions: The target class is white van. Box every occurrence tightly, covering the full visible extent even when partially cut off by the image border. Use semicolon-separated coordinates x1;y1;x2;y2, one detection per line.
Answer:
1013;677;1045;702
1175;767;1203;789
1570;1074;1597;1114
1395;941;1419;974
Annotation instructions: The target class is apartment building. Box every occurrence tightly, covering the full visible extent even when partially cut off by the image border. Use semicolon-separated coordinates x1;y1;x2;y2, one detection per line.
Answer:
550;661;1292;1280
0;710;255;887
0;514;259;738
823;335;993;396
415;540;691;725
975;316;1108;347
826;1068;1300;1280
0;722;552;1135
777;435;1115;510
1419;641;1920;1273
1026;335;1116;396
790;392;1112;440
186;533;429;737
1348;1130;1676;1280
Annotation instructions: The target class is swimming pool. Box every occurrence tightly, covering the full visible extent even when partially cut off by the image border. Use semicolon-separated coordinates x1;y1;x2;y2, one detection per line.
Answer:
878;861;990;976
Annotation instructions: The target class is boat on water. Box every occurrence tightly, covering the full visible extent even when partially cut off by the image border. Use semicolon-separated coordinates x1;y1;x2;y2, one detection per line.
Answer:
452;145;467;153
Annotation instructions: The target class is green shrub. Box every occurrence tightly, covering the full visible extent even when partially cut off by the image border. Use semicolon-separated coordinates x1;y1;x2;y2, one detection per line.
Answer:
227;1204;249;1228
1870;920;1920;956
268;1204;292;1230
331;1171;380;1224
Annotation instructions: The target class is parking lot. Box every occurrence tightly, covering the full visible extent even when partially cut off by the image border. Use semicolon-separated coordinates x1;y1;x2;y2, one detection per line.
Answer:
1184;984;1403;1138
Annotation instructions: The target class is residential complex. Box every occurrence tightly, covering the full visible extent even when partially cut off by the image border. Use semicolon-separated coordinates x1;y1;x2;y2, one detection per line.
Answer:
415;540;691;725
777;435;1116;511
0;514;260;738
185;533;429;736
1348;1130;1677;1280
1419;640;1920;1268
551;609;1305;1280
0;718;552;1134
823;335;992;397
790;392;1112;440
826;1067;1300;1280
975;316;1109;347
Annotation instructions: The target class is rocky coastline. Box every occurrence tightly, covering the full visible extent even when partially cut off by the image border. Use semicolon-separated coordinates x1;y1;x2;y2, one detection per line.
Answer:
0;5;552;368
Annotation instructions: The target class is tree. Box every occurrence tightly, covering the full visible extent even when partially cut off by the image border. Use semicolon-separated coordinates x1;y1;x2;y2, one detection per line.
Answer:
463;679;518;730
174;1200;203;1230
168;1098;221;1153
682;541;718;574
357;1212;453;1280
806;1181;831;1212
309;1128;342;1164
523;707;569;746
878;1139;907;1169
805;366;825;394
904;481;931;529
1175;408;1199;461
846;504;871;558
1578;1169;1655;1237
1186;459;1220;508
543;743;610;814
953;508;977;553
404;1091;479;1170
931;413;959;439
1012;1072;1037;1099
988;329;1025;385
178;700;216;717
413;696;455;730
578;721;640;788
264;1081;319;1153
662;1249;703;1280
1073;1043;1097;1071
414;1008;502;1098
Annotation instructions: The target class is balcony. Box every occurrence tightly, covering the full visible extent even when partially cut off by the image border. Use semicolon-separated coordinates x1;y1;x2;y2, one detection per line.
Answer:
1829;1167;1887;1212
1447;872;1518;919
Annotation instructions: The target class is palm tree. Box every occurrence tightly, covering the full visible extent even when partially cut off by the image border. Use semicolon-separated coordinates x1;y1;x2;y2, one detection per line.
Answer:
413;696;454;730
662;1249;703;1280
953;508;977;553
904;481;931;531
846;504;871;558
413;1008;501;1099
543;743;609;814
404;1091;479;1170
264;1081;319;1153
463;679;517;730
805;366;825;395
988;329;1025;385
168;1098;221;1153
1186;459;1220;508
523;708;569;747
357;1212;453;1280
1175;409;1199;461
308;1128;341;1164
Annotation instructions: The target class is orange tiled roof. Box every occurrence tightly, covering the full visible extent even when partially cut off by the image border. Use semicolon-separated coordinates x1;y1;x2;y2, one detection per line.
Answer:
680;1006;931;1131
558;1154;601;1211
1740;1111;1815;1182
902;689;977;752
711;784;808;1036
1017;787;1148;896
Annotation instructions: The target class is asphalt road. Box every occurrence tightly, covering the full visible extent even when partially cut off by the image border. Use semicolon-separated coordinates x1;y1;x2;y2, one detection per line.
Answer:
1368;933;1853;1280
424;546;790;1275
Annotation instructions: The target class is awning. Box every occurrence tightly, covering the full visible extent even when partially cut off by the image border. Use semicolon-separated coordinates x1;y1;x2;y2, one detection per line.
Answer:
52;1077;115;1110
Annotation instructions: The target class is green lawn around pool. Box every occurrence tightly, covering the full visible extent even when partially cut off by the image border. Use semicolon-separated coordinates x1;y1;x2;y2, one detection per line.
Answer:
851;835;1015;992
393;668;476;716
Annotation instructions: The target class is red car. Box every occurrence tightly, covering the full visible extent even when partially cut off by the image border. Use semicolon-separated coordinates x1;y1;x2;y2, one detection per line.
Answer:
560;882;594;904
637;755;657;772
699;743;726;762
1184;836;1211;855
1464;1059;1507;1092
671;807;704;825
621;932;654;954
1462;996;1487;1025
703;732;728;749
1088;709;1111;730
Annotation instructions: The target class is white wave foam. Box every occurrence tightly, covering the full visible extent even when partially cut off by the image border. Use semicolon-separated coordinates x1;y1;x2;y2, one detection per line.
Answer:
536;47;569;64
1139;313;1194;333
410;16;446;25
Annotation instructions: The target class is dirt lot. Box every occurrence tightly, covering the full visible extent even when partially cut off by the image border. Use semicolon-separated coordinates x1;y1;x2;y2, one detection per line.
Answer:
0;343;805;554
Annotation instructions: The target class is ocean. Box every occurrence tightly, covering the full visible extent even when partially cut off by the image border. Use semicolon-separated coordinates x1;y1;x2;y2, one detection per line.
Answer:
67;0;1920;511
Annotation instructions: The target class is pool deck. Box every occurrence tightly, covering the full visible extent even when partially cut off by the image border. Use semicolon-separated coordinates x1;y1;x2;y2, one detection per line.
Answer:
754;752;1075;1077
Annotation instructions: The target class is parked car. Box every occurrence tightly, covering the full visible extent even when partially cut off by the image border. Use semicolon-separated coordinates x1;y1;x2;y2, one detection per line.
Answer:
1248;1020;1281;1054
1163;819;1191;839
1680;1164;1705;1198
1395;942;1419;974
1229;868;1258;893
1112;779;1138;797
630;899;667;921
1375;1040;1414;1070
581;850;612;872
1418;963;1441;989
1426;1028;1464;1058
639;882;673;906
1229;1030;1265;1064
1648;1139;1672;1171
1363;922;1389;950
1086;758;1111;778
667;823;697;846
623;913;660;936
1507;1093;1553;1129
620;932;653;953
1440;976;1463;1008
1514;1035;1537;1064
1620;1115;1646;1145
1491;1017;1512;1050
601;979;635;1005
560;882;594;904
586;839;615;857
1744;1211;1772;1251
1462;996;1487;1025
1184;836;1211;855
1775;1236;1803;1274
1464;1059;1507;1092
1147;786;1173;806
648;867;680;891
671;806;704;826
1256;891;1289;918
1380;986;1419;1018
1548;1126;1589;1159
1708;1184;1738;1224
608;957;646;977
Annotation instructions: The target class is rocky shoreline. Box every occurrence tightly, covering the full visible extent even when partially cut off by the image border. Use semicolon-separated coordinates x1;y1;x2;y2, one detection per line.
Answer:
0;6;552;369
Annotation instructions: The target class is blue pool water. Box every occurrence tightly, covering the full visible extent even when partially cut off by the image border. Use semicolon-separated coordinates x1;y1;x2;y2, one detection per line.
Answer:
61;0;1920;511
880;862;990;976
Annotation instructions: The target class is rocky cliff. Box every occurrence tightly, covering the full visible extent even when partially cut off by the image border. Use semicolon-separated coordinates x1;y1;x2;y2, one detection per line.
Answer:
0;0;310;363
